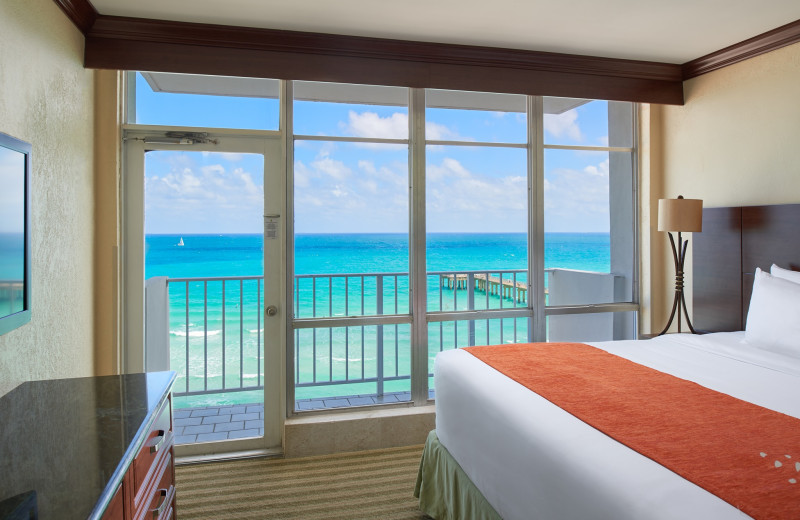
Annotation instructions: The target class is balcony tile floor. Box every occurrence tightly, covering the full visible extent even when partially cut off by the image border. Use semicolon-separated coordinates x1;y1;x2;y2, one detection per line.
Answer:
174;390;435;444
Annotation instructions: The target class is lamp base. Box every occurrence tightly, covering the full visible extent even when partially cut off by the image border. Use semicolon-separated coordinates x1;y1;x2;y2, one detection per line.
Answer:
658;232;697;335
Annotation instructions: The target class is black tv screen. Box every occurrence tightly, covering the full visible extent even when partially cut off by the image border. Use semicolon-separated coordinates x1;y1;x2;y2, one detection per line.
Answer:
0;133;31;335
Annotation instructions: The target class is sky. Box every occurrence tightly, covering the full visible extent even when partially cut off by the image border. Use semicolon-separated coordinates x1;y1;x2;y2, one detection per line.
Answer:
139;73;623;235
0;147;25;234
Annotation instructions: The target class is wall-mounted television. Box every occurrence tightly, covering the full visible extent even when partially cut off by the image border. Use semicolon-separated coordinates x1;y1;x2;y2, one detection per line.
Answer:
0;133;31;335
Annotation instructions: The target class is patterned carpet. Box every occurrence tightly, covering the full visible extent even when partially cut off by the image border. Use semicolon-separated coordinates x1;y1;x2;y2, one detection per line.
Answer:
175;445;428;519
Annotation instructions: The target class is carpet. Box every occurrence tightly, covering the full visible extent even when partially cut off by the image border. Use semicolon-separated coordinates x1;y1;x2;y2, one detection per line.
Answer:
174;445;429;519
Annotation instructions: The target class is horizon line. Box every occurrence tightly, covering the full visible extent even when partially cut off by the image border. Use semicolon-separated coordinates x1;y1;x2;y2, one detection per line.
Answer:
145;230;611;236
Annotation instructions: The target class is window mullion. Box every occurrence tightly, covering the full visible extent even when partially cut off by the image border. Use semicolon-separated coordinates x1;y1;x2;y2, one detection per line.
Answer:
409;88;428;406
283;79;297;416
528;96;546;342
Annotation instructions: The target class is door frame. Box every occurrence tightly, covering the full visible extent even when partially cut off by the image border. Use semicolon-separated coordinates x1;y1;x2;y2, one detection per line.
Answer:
121;126;286;455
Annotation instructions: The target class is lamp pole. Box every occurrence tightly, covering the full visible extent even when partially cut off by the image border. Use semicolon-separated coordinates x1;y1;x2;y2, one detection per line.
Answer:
659;230;696;335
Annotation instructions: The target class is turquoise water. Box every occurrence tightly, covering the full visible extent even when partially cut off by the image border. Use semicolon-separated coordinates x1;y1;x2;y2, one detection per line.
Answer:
0;233;25;316
145;233;610;407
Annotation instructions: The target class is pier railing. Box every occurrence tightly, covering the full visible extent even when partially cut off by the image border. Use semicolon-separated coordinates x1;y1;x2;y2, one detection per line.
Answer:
159;269;536;402
428;269;529;311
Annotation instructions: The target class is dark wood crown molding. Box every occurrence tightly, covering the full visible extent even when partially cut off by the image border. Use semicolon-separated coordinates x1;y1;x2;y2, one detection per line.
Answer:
683;18;800;79
49;0;800;97
85;17;682;82
84;16;684;105
51;0;97;34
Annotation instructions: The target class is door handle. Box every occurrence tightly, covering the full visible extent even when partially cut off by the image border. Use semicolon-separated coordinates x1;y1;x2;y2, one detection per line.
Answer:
266;305;278;317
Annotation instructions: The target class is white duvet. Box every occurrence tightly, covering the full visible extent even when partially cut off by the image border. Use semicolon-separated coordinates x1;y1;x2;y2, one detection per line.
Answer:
434;332;800;520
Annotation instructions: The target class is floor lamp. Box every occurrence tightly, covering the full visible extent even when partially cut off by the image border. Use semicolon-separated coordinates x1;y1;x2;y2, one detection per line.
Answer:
658;196;703;335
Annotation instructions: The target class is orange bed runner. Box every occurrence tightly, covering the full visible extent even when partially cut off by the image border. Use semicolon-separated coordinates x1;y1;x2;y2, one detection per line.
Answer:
464;342;800;519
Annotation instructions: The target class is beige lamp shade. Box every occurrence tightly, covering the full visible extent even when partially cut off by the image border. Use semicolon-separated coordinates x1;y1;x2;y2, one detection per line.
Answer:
658;197;703;232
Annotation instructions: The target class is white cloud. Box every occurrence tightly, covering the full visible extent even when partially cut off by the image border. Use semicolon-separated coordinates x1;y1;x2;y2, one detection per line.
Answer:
358;159;406;189
295;193;323;208
543;158;610;232
583;159;609;177
145;162;263;233
361;179;379;194
293;148;409;233
293;161;311;188
543;109;582;141
345;111;407;139
343;110;463;141
311;156;351;180
426;157;527;232
203;151;244;162
426;157;472;182
425;121;459;141
358;160;377;174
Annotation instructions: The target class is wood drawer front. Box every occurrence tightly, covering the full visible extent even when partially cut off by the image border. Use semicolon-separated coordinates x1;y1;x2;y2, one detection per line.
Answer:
133;399;173;501
100;483;125;520
134;449;175;520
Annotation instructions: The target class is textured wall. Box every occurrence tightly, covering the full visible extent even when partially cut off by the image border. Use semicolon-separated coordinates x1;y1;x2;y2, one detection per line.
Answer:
661;41;800;207
94;70;123;376
650;42;800;332
0;0;95;396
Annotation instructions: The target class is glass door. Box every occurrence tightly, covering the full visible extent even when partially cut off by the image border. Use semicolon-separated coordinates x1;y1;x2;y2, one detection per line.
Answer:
123;131;284;454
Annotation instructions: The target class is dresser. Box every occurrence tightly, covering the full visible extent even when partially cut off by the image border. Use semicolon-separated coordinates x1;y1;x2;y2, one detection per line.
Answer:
0;372;176;520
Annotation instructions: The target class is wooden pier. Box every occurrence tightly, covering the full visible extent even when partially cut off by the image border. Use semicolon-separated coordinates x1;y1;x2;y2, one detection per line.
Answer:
440;273;528;303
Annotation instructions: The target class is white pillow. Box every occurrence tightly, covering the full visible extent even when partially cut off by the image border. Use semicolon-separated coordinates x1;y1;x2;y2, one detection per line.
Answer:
771;263;800;285
745;268;800;357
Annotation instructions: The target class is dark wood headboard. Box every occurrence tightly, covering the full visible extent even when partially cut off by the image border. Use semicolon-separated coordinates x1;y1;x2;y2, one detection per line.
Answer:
693;204;800;333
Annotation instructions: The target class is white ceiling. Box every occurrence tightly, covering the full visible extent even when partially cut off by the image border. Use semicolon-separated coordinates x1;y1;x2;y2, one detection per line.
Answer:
90;0;800;64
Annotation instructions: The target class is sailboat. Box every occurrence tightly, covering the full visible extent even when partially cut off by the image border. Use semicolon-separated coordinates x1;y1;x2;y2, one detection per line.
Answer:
177;237;184;247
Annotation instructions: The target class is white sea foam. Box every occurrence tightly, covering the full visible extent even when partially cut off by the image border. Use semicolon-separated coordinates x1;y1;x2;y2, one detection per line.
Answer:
171;329;222;338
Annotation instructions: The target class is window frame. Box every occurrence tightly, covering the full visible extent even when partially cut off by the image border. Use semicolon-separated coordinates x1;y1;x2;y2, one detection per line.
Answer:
124;75;640;419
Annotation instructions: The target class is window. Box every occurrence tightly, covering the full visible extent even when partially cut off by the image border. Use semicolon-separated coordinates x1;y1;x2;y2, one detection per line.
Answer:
543;98;636;340
127;74;639;419
423;90;531;390
131;72;280;130
292;82;412;409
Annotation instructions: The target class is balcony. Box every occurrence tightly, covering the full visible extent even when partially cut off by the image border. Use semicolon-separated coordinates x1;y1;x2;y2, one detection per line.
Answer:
145;268;626;444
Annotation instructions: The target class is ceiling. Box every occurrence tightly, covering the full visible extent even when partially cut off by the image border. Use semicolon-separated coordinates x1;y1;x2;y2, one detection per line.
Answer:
89;0;800;64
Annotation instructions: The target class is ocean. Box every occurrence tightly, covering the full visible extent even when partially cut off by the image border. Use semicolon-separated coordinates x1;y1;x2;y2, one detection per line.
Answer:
145;233;610;407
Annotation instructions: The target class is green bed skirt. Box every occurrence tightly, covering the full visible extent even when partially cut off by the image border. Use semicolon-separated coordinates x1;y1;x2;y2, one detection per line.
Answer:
414;430;503;520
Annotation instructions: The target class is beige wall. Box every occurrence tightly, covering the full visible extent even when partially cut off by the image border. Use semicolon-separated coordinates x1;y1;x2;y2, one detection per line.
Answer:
649;41;800;332
0;0;96;396
93;70;123;376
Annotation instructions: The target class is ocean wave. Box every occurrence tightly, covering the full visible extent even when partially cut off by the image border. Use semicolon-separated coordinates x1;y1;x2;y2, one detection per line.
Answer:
171;329;222;338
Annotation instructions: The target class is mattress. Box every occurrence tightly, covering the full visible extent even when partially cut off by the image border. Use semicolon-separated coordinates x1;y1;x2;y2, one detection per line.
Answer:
434;332;800;520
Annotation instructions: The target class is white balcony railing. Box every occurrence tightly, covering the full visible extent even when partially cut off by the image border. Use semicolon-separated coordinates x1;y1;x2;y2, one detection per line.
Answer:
146;268;621;404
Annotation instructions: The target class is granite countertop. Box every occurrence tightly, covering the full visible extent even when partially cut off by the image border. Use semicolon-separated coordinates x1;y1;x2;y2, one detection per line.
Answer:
0;371;176;520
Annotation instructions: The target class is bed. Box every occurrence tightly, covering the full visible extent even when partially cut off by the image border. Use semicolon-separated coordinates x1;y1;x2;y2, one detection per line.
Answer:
415;204;800;520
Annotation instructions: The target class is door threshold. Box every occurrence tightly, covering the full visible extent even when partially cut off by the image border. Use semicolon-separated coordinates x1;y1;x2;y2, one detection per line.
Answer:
176;447;283;466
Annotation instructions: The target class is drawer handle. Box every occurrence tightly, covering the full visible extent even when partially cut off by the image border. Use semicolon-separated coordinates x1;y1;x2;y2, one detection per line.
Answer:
149;430;166;454
150;488;169;518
